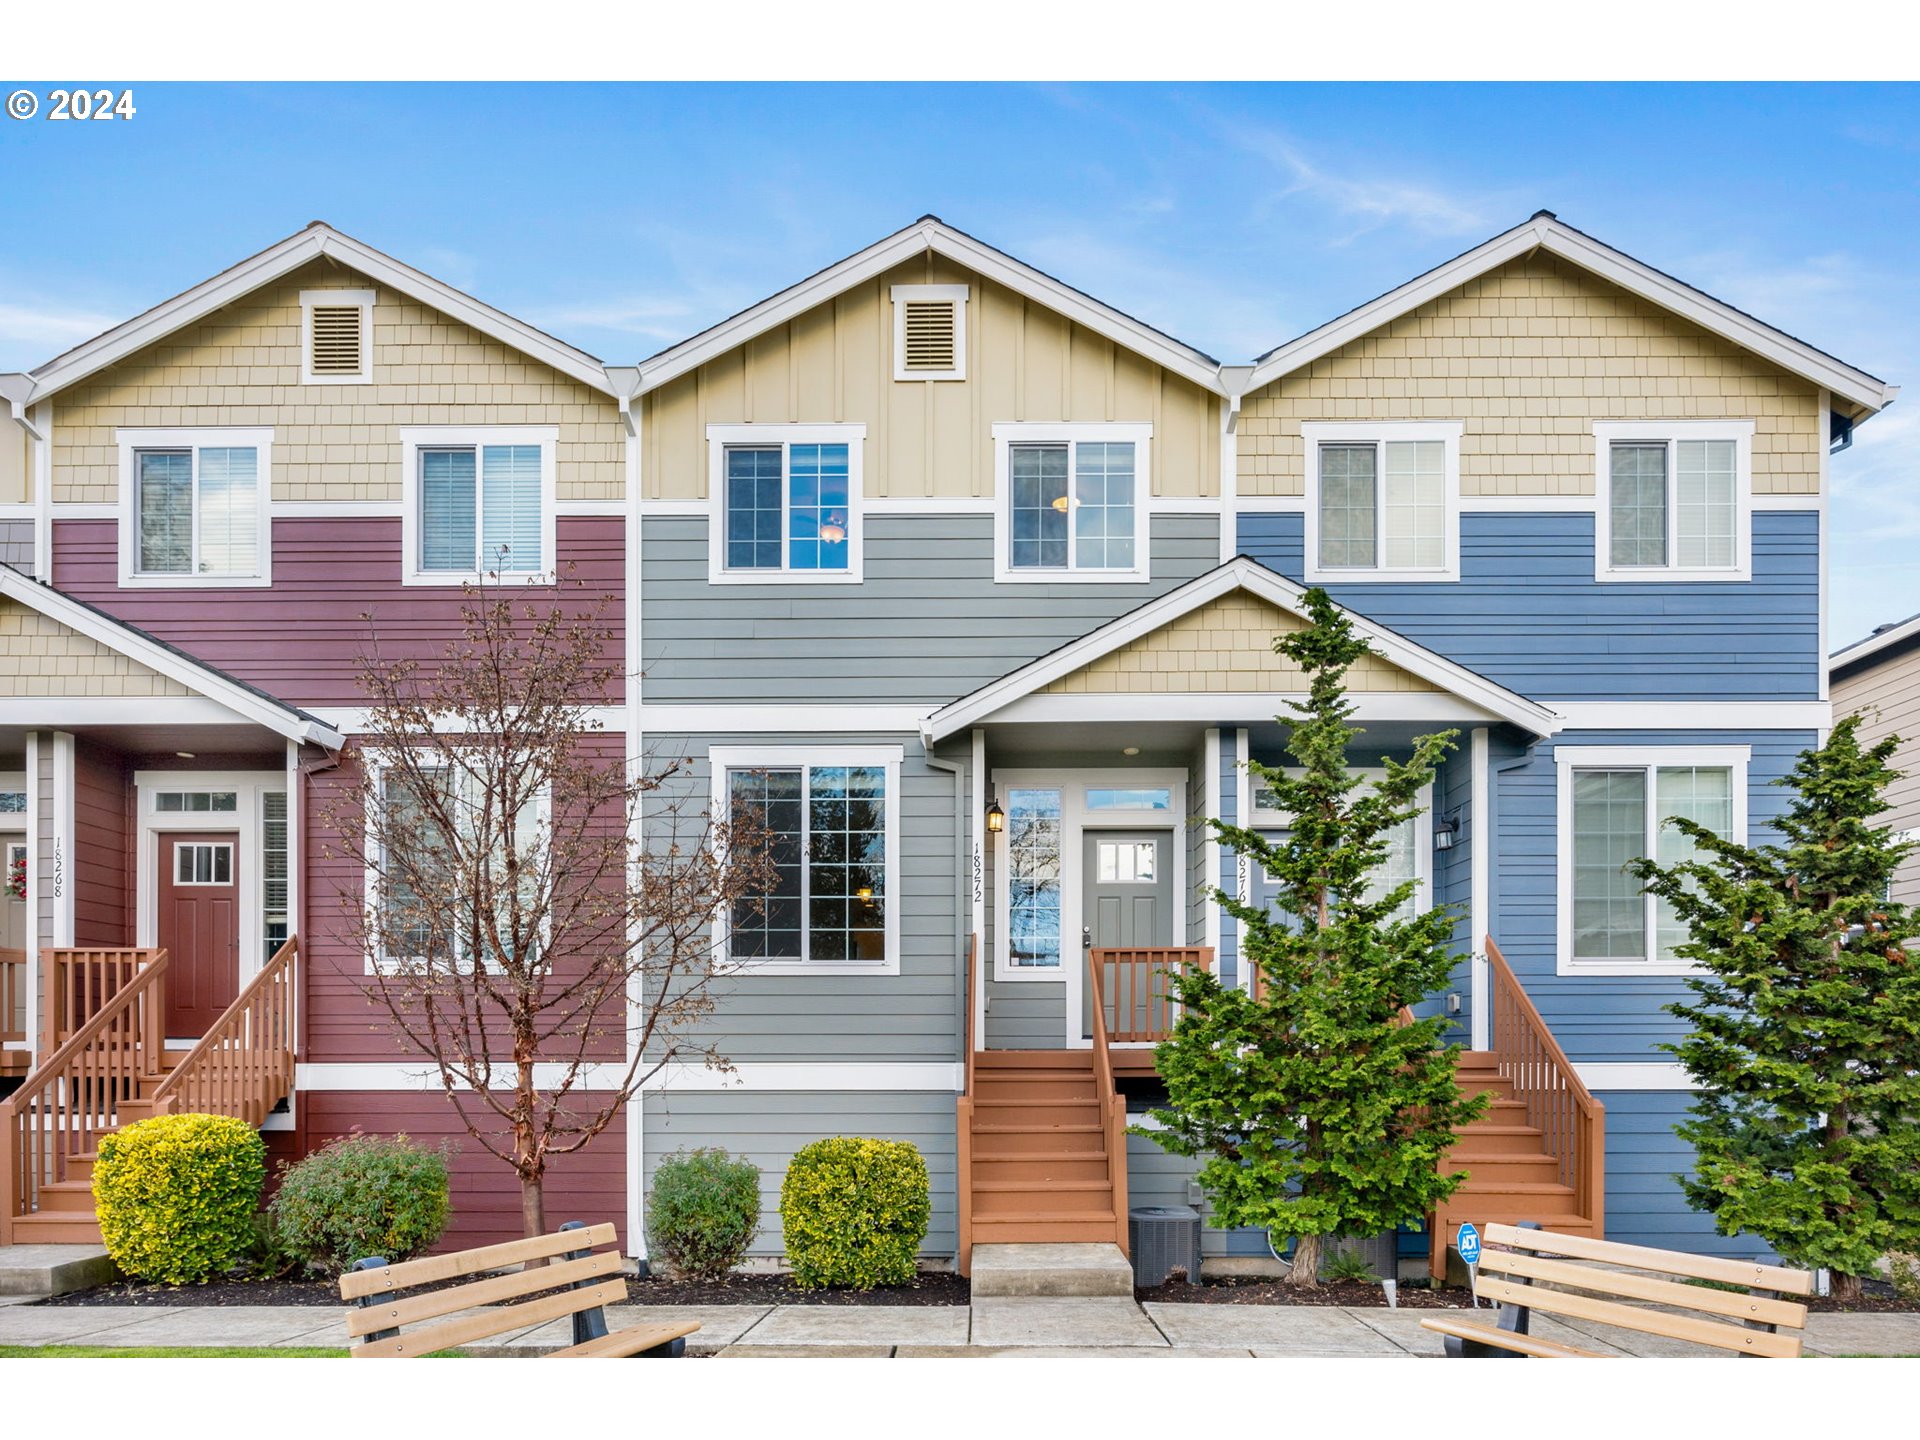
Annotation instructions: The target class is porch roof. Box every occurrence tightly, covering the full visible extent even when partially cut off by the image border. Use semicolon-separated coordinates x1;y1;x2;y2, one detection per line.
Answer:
920;557;1561;744
0;566;343;749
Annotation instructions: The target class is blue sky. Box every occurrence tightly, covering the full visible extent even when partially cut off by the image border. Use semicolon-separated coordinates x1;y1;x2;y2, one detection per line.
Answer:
1;81;1915;645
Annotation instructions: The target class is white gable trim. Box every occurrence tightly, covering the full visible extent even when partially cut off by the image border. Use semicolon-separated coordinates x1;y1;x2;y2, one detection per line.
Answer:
920;557;1559;743
1245;214;1897;417
21;224;611;401
635;217;1224;396
0;568;343;748
1831;611;1920;673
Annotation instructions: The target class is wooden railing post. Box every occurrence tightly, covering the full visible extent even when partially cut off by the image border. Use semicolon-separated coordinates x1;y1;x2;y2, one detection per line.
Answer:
152;936;299;1124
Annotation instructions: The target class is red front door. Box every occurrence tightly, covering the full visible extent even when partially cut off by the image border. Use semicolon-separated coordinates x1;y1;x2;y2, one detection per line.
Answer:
158;832;241;1037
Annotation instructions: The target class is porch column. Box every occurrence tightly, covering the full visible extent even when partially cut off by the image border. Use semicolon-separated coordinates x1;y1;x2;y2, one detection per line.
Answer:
1470;726;1490;1050
969;728;986;1049
26;729;73;1058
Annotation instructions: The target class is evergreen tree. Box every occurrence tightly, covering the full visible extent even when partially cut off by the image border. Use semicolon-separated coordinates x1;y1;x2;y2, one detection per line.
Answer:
1632;714;1920;1302
1144;588;1485;1286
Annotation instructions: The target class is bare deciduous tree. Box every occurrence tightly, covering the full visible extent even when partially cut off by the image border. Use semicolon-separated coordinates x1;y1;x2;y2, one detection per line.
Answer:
322;577;771;1239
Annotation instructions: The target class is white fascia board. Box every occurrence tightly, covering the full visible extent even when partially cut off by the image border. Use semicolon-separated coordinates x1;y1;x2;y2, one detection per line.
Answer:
1546;700;1830;731
990;692;1506;727
25;225;612;402
1831;612;1920;672
0;567;342;748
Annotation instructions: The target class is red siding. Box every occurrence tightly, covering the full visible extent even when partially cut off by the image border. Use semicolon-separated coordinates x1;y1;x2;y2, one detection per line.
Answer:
71;740;132;946
51;516;624;708
298;1090;628;1252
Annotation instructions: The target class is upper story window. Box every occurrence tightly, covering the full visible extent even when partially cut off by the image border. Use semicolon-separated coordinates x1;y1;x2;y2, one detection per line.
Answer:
1594;422;1754;582
891;284;968;381
1250;768;1430;920
116;428;273;589
992;422;1152;584
399;427;557;586
705;425;865;585
300;289;374;386
1556;744;1748;975
1301;421;1462;584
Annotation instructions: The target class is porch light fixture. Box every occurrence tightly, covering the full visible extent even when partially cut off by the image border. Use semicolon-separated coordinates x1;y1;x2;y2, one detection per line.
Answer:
985;798;1005;834
1434;814;1460;851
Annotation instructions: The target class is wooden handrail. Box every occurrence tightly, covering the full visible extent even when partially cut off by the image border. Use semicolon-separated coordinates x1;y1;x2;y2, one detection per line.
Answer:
0;948;26;1047
1085;947;1130;1255
0;949;169;1242
151;936;299;1126
42;948;158;1052
1088;947;1214;1043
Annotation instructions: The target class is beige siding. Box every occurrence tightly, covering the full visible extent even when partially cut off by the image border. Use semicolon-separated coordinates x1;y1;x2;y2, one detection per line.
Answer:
1041;591;1438;695
0;423;27;505
52;260;623;505
1240;252;1822;498
641;255;1221;500
1833;650;1920;905
0;600;191;696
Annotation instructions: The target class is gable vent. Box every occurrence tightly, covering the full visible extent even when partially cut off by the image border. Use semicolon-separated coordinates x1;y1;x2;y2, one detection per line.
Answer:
891;284;968;381
309;306;364;376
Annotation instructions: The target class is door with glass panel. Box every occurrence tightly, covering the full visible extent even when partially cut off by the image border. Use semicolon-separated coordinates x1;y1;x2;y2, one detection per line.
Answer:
1082;830;1173;1040
158;832;241;1036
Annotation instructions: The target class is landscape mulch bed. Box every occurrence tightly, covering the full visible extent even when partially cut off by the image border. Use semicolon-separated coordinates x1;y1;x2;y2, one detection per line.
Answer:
1135;1276;1470;1308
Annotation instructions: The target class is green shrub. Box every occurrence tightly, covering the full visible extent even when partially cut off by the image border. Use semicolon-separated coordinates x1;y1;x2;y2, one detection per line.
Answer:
269;1134;452;1273
93;1113;266;1285
779;1137;929;1290
1891;1253;1920;1302
646;1148;761;1281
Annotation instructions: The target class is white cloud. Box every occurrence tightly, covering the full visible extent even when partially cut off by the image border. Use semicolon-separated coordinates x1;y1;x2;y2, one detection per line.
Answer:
0;300;121;369
1230;126;1495;243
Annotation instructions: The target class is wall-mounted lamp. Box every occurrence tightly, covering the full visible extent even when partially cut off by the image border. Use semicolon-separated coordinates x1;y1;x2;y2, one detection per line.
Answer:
1434;814;1461;852
985;798;1006;834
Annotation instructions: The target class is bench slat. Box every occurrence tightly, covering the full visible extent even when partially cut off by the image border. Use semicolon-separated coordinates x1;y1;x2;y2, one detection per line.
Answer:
1479;1223;1812;1296
1480;1251;1808;1330
345;1251;621;1336
350;1276;630;1358
1418;1315;1607;1359
1474;1275;1802;1357
548;1320;703;1358
340;1222;619;1299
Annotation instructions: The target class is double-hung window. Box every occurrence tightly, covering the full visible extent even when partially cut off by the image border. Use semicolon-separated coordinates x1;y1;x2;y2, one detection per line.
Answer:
1251;771;1429;921
1557;746;1748;973
1302;422;1461;583
714;745;900;972
993;423;1151;582
1595;422;1753;582
706;425;864;583
117;429;272;587
400;427;556;584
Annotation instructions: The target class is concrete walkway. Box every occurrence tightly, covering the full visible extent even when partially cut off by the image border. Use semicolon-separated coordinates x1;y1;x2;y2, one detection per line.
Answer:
2;1298;1918;1356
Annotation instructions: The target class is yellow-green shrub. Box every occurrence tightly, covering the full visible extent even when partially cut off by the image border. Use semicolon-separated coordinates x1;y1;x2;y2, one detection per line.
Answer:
93;1113;266;1285
779;1137;929;1290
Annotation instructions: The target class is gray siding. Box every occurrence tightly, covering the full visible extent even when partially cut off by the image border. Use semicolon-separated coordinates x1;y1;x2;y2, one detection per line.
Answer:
0;521;32;575
641;1088;958;1259
641;513;1221;704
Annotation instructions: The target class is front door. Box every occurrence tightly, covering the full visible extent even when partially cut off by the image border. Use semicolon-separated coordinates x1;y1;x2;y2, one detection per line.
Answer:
157;832;240;1037
1082;829;1173;1039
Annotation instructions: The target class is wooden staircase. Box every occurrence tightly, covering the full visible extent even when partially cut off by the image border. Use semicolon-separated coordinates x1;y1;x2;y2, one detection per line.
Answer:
965;1050;1125;1252
1442;1050;1598;1240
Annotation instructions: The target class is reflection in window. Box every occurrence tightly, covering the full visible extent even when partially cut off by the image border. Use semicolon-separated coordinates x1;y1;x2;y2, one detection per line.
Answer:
728;764;886;962
1007;789;1063;968
1084;787;1172;811
1096;841;1157;884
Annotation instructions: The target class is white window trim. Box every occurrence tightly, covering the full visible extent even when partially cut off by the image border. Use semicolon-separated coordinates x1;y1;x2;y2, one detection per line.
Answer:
891;283;969;382
1554;744;1750;977
709;743;903;977
1302;420;1463;584
399;425;559;587
705;424;867;586
299;288;375;387
116;428;274;589
1593;420;1755;583
992;421;1154;585
1248;768;1434;905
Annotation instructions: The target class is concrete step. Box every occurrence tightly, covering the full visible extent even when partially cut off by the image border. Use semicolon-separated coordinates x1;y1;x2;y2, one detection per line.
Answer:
969;1242;1135;1298
0;1242;115;1298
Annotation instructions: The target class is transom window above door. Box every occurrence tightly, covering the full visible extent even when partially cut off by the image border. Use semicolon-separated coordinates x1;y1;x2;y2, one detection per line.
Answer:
706;425;865;584
400;427;557;585
1595;422;1754;582
993;423;1152;583
1302;421;1461;583
116;429;273;588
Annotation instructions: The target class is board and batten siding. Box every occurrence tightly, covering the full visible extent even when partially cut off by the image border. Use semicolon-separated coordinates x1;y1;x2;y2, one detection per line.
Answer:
641;255;1220;502
1238;251;1823;500
641;513;1219;706
641;1088;958;1258
0;423;28;504
1238;510;1820;702
1831;640;1920;905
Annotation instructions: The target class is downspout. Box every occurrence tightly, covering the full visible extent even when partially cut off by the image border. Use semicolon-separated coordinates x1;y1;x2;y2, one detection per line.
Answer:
2;377;47;580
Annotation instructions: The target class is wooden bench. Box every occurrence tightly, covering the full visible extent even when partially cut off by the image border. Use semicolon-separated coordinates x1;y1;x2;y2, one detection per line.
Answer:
1420;1222;1813;1359
339;1220;700;1359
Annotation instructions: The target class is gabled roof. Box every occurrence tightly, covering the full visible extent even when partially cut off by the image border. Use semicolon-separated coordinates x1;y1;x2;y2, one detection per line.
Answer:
921;557;1561;742
633;215;1226;396
0;566;343;748
1246;212;1899;420
1831;610;1920;678
14;223;612;402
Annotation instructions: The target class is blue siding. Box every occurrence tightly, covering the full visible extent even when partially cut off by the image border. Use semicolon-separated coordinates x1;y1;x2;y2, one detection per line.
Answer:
1236;510;1819;702
1595;1090;1774;1259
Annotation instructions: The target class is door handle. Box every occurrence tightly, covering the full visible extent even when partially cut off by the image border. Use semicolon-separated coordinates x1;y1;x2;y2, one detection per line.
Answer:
1082;925;1092;950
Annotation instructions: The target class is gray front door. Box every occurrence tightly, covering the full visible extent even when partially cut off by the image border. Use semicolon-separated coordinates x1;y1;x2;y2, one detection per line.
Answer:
1082;829;1173;1039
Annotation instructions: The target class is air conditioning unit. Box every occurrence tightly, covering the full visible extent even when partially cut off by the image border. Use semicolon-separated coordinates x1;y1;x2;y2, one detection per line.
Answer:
1128;1205;1203;1287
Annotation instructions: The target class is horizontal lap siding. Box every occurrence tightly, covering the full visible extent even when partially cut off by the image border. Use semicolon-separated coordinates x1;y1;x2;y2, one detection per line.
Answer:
300;1089;627;1253
50;516;623;708
1594;1089;1773;1259
71;740;132;947
1831;644;1920;904
642;1088;957;1258
645;732;961;1064
640;514;1219;704
1237;510;1820;702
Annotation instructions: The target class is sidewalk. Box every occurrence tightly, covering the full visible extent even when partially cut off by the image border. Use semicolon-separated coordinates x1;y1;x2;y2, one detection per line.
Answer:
2;1297;1917;1357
